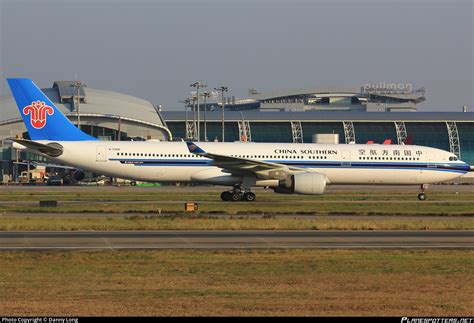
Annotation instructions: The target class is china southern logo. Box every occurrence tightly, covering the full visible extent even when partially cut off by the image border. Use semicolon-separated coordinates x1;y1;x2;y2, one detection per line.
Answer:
189;144;197;151
23;101;54;129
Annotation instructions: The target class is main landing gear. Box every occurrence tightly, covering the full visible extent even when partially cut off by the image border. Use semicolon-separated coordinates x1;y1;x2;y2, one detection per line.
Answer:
221;185;256;202
418;184;429;201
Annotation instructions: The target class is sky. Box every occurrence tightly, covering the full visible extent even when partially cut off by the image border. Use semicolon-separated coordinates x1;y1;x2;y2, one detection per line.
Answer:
1;0;472;112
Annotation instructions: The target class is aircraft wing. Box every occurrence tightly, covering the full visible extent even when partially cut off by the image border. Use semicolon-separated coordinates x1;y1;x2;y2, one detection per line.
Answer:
185;141;306;179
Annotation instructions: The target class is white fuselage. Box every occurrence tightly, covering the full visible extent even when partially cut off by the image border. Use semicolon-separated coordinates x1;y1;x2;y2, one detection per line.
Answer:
29;141;469;187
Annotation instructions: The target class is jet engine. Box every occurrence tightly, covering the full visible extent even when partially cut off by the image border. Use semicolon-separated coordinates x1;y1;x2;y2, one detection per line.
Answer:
274;172;327;195
73;170;85;181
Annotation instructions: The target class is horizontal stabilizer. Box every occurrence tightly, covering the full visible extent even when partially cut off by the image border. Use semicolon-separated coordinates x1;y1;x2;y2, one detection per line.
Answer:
12;139;63;157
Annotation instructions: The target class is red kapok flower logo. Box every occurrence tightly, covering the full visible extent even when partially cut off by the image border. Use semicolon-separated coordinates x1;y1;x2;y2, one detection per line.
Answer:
23;101;54;129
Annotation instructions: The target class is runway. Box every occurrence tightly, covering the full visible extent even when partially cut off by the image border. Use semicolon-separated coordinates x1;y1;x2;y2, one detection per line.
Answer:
0;230;472;250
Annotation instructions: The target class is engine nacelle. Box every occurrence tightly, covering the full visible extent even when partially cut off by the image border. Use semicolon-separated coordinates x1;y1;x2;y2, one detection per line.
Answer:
274;172;327;195
73;170;85;181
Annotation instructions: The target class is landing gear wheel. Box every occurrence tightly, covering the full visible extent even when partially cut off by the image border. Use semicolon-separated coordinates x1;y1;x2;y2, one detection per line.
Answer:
418;193;426;201
221;191;232;201
243;192;256;202
231;192;242;202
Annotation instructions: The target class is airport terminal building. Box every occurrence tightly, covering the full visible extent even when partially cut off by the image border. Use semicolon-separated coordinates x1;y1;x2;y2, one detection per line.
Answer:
163;111;474;166
213;84;426;112
1;81;473;182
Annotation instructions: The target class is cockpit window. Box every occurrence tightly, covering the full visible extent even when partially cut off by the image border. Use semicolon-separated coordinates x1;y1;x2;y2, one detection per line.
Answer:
449;156;458;161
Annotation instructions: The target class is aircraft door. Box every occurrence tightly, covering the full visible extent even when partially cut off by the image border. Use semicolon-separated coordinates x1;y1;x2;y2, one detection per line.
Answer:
96;146;107;162
341;150;351;166
426;151;436;168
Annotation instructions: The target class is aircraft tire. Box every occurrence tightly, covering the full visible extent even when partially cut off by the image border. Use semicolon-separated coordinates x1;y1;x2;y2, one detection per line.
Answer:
231;192;242;202
221;191;232;201
418;193;426;201
244;192;256;202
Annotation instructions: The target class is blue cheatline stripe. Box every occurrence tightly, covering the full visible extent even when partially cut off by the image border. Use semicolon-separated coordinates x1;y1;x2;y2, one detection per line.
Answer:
108;158;469;173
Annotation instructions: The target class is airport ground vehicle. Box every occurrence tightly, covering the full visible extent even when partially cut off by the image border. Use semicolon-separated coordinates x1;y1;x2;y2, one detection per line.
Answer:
46;175;63;186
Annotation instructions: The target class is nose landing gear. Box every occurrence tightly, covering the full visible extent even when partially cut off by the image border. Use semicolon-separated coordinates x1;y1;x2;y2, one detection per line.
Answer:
221;185;256;202
418;184;429;201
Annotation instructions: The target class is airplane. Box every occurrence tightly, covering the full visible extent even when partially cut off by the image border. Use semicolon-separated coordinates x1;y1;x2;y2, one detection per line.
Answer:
6;78;472;201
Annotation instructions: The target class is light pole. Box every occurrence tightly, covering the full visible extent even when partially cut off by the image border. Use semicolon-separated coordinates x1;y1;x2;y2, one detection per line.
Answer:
70;81;86;130
179;98;191;139
190;81;206;141
214;86;228;142
201;91;210;141
191;96;197;139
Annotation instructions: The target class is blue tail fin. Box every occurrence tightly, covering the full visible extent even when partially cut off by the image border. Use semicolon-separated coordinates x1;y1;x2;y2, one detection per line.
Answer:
7;78;96;141
186;141;206;154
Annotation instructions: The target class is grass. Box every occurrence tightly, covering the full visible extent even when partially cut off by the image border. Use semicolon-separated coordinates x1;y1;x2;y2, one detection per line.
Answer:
1;187;473;216
0;249;472;316
1;201;474;216
0;215;473;231
1;187;472;230
1;187;473;202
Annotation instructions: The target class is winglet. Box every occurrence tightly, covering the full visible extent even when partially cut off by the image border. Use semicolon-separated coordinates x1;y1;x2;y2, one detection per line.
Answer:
186;141;206;154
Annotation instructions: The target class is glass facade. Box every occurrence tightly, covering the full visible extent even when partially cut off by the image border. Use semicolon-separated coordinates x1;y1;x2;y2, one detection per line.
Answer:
199;122;239;142
353;122;398;144
301;122;345;143
458;122;474;165
166;121;239;142
405;122;450;151
250;122;292;143
166;122;185;139
166;121;474;165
